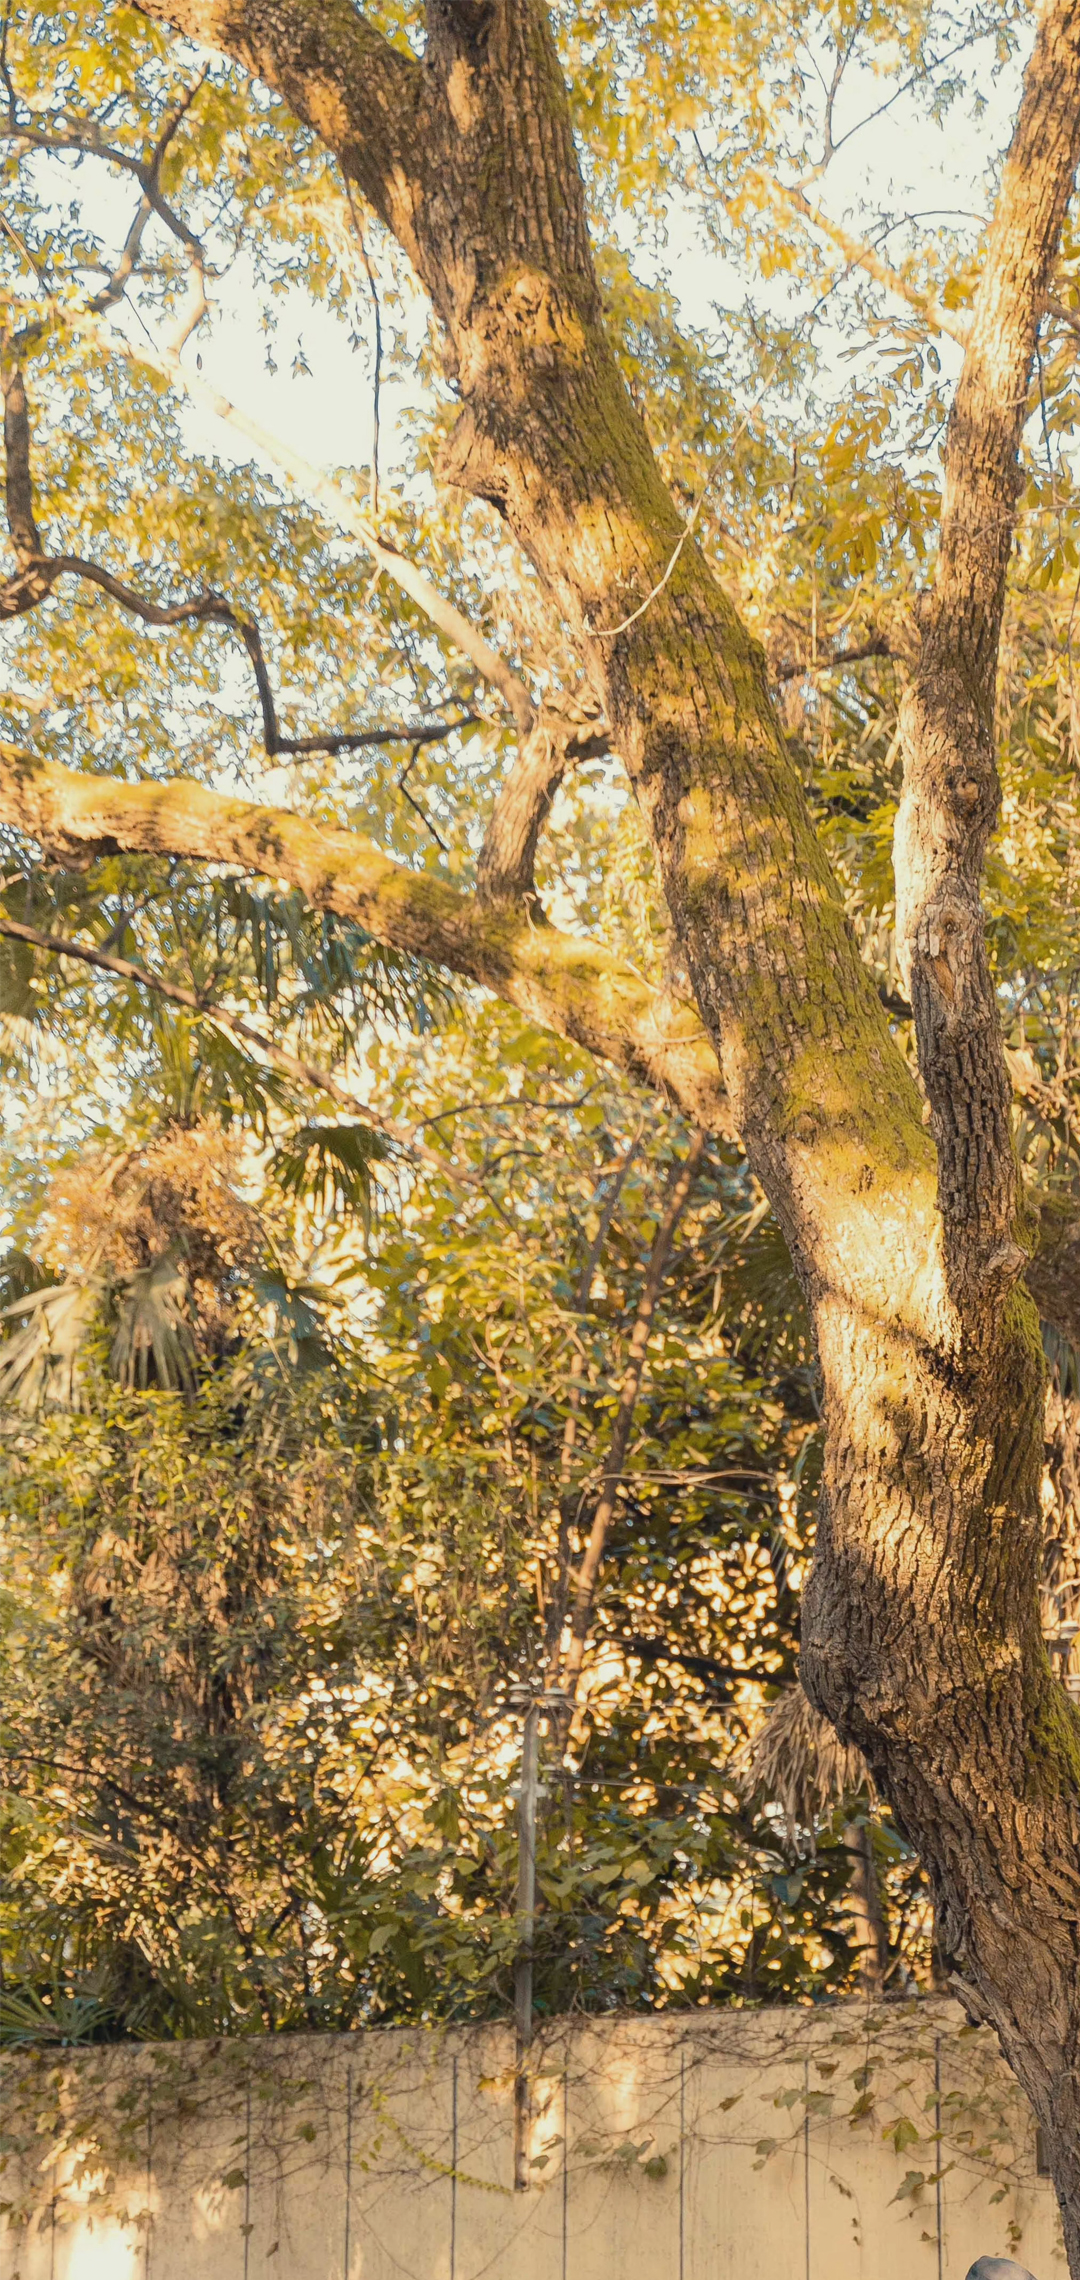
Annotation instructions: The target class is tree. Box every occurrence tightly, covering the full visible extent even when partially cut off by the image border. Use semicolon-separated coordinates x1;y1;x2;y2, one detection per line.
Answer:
5;0;1080;2257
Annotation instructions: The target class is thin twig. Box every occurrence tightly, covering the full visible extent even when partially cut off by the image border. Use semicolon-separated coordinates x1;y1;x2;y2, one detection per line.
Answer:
74;310;538;732
0;110;208;270
0;209;48;295
347;192;383;520
84;77;210;318
0;913;480;1187
552;1131;705;1707
395;742;448;850
589;243;862;640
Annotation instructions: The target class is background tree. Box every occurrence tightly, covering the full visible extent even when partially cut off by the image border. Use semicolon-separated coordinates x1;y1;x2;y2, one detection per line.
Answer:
3;1093;914;2038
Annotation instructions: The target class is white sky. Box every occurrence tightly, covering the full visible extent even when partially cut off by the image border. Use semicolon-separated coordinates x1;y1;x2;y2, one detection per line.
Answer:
72;22;1031;515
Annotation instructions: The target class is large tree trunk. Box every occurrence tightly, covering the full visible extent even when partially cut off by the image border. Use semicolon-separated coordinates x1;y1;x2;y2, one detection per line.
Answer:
43;0;1080;2259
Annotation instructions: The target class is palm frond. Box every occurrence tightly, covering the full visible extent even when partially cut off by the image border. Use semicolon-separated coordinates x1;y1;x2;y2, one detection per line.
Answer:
0;1277;103;1413
250;1265;338;1372
272;1122;388;1227
219;885;455;1034
109;1249;198;1395
740;1683;873;1831
0;1985;119;2047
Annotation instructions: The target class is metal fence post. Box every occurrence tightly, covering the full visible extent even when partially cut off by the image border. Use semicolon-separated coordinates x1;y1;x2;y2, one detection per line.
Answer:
513;1698;541;2191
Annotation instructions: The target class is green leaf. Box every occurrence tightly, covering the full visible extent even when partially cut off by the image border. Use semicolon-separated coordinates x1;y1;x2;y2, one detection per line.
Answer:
272;1123;388;1227
891;2170;926;2204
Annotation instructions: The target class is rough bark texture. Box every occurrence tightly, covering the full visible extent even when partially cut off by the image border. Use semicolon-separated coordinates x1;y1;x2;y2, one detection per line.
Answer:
0;345;54;614
895;0;1080;1305
475;718;568;903
476;707;610;904
23;0;1080;2257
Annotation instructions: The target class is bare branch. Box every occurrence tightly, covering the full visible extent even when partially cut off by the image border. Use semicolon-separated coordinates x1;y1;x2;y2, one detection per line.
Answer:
0;399;474;759
147;64;211;181
0;343;43;566
394;743;448;851
76;312;538;731
1;115;209;272
11;292;598;915
773;179;970;344
87;191;156;317
1045;288;1080;341
61;302;610;890
819;9;865;168
772;634;894;684
476;709;610;903
79;72;211;318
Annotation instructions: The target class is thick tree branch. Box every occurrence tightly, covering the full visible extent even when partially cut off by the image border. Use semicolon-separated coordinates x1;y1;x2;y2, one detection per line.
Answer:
132;0;433;277
74;311;614;889
135;0;601;353
0;744;728;1131
893;0;1080;1314
1;764;1076;1343
476;705;609;903
0;345;44;567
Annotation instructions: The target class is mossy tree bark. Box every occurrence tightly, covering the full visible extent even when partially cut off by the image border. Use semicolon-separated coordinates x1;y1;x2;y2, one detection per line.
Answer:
12;0;1080;2252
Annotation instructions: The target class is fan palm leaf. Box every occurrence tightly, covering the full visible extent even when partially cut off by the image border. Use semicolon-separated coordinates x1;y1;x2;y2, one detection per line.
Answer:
109;1248;197;1395
0;1277;104;1413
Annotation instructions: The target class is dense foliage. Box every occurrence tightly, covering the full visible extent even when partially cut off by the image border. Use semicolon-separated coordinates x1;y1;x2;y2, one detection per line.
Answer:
1;1077;927;2037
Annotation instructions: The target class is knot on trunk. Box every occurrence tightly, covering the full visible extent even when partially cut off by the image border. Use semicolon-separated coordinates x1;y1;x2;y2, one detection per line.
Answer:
452;267;592;401
438;405;510;513
910;888;989;1035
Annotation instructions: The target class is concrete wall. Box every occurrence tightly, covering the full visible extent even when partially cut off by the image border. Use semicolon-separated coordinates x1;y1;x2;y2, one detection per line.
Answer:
0;2000;1065;2280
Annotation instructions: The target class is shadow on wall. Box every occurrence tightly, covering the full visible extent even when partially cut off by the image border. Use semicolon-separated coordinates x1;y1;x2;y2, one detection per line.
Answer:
0;2002;1065;2280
